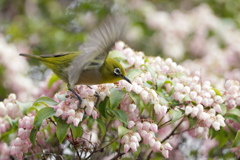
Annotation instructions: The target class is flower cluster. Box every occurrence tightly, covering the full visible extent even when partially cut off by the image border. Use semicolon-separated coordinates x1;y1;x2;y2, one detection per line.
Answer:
10;114;34;160
54;84;115;126
223;80;240;109
3;40;239;159
0;93;22;119
0;93;22;136
121;132;141;153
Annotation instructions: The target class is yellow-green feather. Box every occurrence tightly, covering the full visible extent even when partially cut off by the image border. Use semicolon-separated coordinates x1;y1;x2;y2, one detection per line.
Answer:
100;58;126;84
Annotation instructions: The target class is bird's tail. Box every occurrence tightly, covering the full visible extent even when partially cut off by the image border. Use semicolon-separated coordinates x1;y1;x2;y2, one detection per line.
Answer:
19;53;40;60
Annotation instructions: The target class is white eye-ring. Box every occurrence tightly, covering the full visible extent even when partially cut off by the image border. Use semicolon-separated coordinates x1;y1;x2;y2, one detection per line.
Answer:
114;68;121;76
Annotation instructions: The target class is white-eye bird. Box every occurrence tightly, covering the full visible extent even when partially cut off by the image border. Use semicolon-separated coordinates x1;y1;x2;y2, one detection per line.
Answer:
20;16;131;107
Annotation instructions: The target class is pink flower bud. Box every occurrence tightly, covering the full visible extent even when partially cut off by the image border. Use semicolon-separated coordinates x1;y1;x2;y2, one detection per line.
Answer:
143;121;151;131
205;118;214;127
212;121;220;130
191;107;198;117
175;83;184;92
67;109;75;116
124;144;130;153
136;122;143;131
150;123;158;133
183;86;190;94
214;96;223;104
195;96;203;104
0;102;6;116
121;135;129;144
128;121;135;129
214;104;222;113
154;104;161;114
9;93;16;101
185;106;192;115
73;118;80;126
202;98;209;106
164;143;173;150
115;41;125;50
140;130;148;138
133;132;141;141
69;103;77;110
194;84;201;93
129;104;137;112
132;82;143;94
91;110;98;119
153;141;161;152
149;138;156;147
208;109;216;116
162;149;169;158
66;116;74;124
76;112;83;122
190;91;197;100
200;112;209;121
130;142;137;152
55;109;63;117
162;65;169;74
130;136;138;143
140;90;150;104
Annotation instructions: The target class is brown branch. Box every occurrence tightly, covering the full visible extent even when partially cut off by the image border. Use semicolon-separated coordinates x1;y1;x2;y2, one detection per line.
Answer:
85;137;119;159
161;117;185;143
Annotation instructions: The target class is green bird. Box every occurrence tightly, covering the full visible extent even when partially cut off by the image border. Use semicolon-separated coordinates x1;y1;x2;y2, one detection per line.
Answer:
20;16;131;106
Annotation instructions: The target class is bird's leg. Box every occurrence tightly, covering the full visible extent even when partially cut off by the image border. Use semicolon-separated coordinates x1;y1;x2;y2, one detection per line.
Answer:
67;85;82;109
87;85;100;108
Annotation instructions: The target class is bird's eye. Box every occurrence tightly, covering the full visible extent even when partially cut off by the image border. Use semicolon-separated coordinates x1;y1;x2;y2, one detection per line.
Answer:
114;68;121;76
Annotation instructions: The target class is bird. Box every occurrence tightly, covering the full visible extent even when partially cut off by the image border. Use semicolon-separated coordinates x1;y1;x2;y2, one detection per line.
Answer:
19;15;131;107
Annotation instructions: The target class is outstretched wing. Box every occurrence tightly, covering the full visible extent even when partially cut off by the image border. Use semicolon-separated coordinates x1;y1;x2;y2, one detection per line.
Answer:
68;15;128;87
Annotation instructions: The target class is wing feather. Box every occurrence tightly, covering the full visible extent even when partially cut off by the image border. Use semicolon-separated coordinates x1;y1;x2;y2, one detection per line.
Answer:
68;15;128;87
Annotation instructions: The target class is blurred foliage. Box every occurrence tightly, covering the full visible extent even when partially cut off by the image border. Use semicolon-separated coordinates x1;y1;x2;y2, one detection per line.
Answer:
0;0;239;58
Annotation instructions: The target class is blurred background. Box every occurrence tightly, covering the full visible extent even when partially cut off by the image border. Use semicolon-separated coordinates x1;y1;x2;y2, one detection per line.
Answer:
1;0;240;101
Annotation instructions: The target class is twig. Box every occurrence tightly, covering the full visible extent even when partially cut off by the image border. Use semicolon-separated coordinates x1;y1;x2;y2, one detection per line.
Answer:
85;137;118;159
161;117;185;143
70;128;81;159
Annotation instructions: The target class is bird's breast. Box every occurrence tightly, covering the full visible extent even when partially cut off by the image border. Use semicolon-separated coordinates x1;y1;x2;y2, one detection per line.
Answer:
76;69;103;85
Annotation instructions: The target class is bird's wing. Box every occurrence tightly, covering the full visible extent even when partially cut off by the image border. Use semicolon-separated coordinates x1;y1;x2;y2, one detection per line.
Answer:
68;15;128;87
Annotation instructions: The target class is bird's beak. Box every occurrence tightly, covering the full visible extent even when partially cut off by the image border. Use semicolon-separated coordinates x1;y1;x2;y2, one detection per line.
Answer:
121;75;132;84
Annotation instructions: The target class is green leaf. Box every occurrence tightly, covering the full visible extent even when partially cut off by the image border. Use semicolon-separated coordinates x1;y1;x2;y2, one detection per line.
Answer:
168;109;182;123
33;96;58;106
16;101;32;115
209;128;229;147
118;126;130;138
30;107;56;144
189;117;198;128
183;95;191;102
70;125;83;139
109;50;127;59
56;118;70;143
56;93;67;102
212;87;222;96
98;97;109;118
109;88;125;109
163;80;173;85
111;109;128;125
126;69;142;81
225;108;240;123
232;130;240;148
47;74;60;89
97;119;106;137
30;128;38;145
34;107;56;129
145;65;156;79
129;92;140;106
